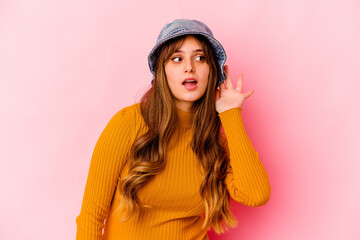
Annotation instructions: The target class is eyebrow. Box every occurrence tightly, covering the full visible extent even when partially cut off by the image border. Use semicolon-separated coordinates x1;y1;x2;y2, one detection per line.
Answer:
173;49;203;53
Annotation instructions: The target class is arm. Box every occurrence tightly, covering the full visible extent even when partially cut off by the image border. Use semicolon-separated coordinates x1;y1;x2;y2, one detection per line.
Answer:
76;106;135;239
219;107;271;207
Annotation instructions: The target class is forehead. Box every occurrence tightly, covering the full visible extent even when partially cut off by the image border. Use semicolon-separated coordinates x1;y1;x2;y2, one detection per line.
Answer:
174;35;203;52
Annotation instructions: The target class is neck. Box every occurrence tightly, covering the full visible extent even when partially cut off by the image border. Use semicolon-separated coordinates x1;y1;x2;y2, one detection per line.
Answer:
175;106;194;128
174;100;193;113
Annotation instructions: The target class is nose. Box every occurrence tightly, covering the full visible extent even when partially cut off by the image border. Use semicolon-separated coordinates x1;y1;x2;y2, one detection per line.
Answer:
184;59;194;73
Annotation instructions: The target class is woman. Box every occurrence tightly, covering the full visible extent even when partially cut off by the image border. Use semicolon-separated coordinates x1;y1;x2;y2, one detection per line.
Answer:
76;19;271;240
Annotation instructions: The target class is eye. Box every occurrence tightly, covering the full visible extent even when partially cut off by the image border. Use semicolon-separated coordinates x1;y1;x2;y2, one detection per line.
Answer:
195;55;206;62
171;57;182;62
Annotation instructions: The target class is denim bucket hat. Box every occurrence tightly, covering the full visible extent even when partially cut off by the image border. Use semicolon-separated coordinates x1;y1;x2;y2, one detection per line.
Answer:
148;19;227;87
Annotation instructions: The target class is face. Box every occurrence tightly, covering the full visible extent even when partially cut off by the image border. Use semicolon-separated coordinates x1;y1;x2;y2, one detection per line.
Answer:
164;35;210;112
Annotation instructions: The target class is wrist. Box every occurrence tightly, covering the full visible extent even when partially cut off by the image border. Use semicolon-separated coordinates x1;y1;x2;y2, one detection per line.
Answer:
217;106;242;114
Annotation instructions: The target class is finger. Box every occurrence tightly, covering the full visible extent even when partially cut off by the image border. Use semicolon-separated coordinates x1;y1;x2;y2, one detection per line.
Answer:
215;89;220;100
244;89;255;99
235;74;242;92
219;81;226;91
224;65;233;89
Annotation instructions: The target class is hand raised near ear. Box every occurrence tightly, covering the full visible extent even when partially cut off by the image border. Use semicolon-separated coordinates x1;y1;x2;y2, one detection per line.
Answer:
215;65;254;114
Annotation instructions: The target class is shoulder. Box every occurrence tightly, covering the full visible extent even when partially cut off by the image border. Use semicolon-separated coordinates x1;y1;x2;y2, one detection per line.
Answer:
107;102;147;133
98;103;142;144
106;102;149;139
111;102;141;122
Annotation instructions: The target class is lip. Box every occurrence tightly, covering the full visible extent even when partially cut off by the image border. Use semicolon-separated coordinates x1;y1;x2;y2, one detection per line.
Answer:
182;77;197;83
182;77;198;90
183;78;197;82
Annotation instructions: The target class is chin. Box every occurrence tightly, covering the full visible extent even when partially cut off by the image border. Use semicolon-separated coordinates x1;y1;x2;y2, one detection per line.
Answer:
182;96;203;102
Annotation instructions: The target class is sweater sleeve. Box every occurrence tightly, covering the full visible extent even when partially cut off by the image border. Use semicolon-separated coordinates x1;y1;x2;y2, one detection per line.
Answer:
219;107;271;207
76;106;135;239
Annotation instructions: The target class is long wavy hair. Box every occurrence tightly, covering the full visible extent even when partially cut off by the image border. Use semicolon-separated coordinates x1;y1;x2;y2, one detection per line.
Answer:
115;34;237;233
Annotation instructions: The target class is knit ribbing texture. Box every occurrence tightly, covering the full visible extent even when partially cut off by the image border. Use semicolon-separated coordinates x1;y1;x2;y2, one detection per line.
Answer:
76;103;271;240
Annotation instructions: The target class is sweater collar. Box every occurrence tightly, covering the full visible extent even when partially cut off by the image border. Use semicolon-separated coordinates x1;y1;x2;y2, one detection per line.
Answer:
176;107;193;129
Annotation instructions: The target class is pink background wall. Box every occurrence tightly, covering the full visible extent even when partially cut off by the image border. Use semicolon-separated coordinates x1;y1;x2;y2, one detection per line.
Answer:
1;0;359;239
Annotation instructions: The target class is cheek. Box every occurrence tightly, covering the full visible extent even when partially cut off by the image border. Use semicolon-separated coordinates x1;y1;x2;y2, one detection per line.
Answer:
164;70;177;95
164;70;173;85
202;67;210;85
165;65;175;82
201;65;210;77
165;65;182;87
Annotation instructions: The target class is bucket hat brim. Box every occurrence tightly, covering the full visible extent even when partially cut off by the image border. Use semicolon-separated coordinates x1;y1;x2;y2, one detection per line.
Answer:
148;19;227;87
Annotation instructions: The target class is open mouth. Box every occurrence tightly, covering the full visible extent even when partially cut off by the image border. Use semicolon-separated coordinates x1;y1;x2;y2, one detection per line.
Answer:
182;79;198;86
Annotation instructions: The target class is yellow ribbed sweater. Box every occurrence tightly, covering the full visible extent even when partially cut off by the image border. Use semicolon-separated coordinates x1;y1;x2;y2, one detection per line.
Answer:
76;103;271;240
